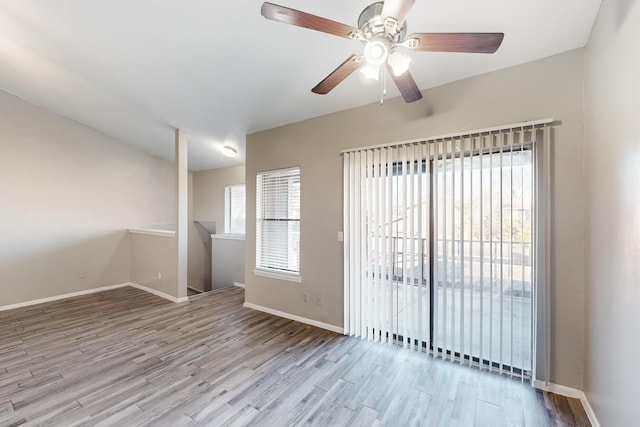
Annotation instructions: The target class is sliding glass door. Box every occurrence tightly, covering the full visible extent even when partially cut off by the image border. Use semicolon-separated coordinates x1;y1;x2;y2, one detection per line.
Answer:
344;128;541;378
431;147;533;374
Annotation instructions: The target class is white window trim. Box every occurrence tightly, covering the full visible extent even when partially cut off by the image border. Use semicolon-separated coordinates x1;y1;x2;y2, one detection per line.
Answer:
253;268;302;283
224;183;246;236
255;166;301;277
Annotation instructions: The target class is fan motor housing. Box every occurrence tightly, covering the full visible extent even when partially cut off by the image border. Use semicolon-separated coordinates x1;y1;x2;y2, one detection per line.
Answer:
358;2;407;42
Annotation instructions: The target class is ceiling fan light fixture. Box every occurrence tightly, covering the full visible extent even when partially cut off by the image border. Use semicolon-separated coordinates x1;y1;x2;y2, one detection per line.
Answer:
360;63;381;80
364;39;389;66
388;50;411;76
260;2;504;104
221;144;237;158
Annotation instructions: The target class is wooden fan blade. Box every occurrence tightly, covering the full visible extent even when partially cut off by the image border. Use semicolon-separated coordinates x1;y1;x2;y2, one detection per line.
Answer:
406;32;504;53
312;55;364;95
386;65;422;103
382;0;416;26
261;2;360;39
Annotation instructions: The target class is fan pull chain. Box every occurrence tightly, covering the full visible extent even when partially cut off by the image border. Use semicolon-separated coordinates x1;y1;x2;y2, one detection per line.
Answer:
380;67;387;106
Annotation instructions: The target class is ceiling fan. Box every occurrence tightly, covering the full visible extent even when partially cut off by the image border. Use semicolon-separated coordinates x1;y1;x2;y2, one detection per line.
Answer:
261;0;504;103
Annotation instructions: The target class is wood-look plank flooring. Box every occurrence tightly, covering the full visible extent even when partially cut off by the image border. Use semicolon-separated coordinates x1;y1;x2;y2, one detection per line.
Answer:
0;287;590;426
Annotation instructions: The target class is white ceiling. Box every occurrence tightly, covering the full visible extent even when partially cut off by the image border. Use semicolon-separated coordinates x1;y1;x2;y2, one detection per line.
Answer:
0;0;600;171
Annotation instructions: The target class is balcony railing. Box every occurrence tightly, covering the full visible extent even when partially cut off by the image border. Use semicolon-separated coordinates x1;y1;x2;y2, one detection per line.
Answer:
366;236;533;298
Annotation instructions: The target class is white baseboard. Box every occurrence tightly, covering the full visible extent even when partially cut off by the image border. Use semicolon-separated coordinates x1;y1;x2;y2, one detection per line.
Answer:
0;283;130;312
580;392;600;427
128;282;189;303
243;302;343;334
0;282;190;312
533;380;601;427
533;380;582;398
233;282;245;288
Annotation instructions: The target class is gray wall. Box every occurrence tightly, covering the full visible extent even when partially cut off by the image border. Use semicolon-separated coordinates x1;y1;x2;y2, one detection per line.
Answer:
212;237;245;289
246;49;586;389
193;165;245;228
188;173;211;292
130;232;178;297
583;1;640;425
190;165;246;291
0;89;175;306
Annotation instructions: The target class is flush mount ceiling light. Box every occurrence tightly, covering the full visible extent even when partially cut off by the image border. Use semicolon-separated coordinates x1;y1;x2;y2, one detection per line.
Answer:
221;145;237;157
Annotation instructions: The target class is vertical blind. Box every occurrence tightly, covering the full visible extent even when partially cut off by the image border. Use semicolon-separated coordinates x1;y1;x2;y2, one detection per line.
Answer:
343;122;551;379
256;167;301;274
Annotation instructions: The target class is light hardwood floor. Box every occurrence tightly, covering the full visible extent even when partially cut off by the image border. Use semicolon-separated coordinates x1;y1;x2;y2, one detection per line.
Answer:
0;287;590;426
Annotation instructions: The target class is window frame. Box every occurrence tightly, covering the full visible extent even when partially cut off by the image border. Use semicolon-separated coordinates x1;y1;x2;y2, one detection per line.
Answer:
254;166;301;283
224;183;246;236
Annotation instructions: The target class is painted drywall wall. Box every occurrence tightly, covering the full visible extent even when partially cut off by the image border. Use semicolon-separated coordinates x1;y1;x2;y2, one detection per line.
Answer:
193;165;245;228
175;130;189;300
211;237;245;288
583;1;640;425
246;49;586;389
0;90;175;306
130;232;178;297
191;165;245;291
188;173;211;292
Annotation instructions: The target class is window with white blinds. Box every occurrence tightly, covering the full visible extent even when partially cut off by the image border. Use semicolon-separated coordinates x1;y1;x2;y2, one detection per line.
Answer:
224;184;246;235
256;167;301;279
343;121;552;380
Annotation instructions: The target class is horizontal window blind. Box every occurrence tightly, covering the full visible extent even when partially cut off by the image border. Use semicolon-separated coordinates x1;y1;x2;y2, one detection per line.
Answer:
344;122;551;380
225;184;246;234
256;167;301;274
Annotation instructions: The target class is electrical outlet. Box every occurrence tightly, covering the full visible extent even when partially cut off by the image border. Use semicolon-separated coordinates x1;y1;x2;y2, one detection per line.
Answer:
303;292;309;303
158;272;162;280
315;296;322;306
79;270;87;279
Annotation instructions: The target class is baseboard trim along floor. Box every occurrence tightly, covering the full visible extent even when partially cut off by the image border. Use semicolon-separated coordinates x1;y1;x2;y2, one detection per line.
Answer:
243;301;343;334
533;380;601;427
0;282;187;311
128;282;189;303
187;285;205;294
0;283;130;312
